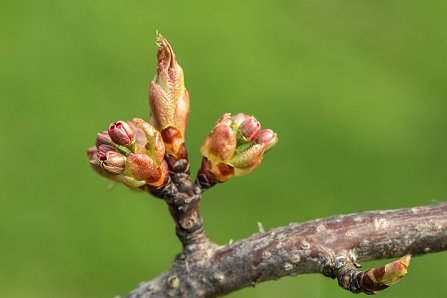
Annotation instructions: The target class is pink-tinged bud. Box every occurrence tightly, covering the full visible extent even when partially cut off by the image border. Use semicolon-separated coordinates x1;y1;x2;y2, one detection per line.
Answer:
86;147;97;161
230;143;265;176
239;117;261;141
126;153;161;183
108;121;136;146
97;144;118;160
132;118;165;165
255;129;278;152
149;34;189;138
88;149;146;188
96;131;115;148
101;151;126;175
231;113;250;127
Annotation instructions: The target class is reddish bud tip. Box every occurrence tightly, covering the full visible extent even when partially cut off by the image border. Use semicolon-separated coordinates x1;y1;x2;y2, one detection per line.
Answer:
256;129;278;152
86;147;98;161
97;144;118;161
96;131;114;148
231;113;250;127
101;151;126;175
108;121;136;146
239;117;261;141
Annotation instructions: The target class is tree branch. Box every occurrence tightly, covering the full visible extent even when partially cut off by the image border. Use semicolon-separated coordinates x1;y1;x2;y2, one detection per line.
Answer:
126;203;447;298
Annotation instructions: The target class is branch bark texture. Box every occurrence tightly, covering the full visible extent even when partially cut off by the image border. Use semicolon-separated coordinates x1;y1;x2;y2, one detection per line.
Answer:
126;203;447;298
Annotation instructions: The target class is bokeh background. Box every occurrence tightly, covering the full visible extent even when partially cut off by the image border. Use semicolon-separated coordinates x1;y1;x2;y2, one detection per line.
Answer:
1;0;447;297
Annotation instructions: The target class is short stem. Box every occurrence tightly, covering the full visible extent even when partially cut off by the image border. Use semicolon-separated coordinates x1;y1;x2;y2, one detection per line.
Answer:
151;154;208;247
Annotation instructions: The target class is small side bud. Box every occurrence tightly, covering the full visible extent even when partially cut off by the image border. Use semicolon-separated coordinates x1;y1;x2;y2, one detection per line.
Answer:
108;121;136;146
97;144;118;160
87;147;98;161
360;255;411;294
239;117;261;142
256;129;278;152
231;113;250;127
380;255;411;285
96;131;115;148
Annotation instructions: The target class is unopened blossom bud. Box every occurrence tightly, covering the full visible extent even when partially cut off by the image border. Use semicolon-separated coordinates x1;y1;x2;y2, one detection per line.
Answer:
231;113;250;127
101;151;126;175
87;151;146;189
87;147;97;161
126;153;161;183
97;144;117;160
255;129;278;152
239;117;261;142
108;121;136;146
96;131;115;148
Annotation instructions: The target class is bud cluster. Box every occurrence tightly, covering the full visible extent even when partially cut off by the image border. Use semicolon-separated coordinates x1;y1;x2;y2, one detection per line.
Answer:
198;113;278;187
87;34;279;195
87;118;169;189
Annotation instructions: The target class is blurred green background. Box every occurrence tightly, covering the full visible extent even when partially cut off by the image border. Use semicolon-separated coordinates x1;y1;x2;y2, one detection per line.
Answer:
1;0;447;297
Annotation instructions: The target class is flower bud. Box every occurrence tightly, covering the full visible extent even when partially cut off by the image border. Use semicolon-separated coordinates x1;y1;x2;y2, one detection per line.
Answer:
108;121;136;146
231;113;250;127
96;131;115;148
255;129;278;152
86;147;98;161
101;151;126;175
97;144;118;160
239;117;261;141
126;153;161;183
